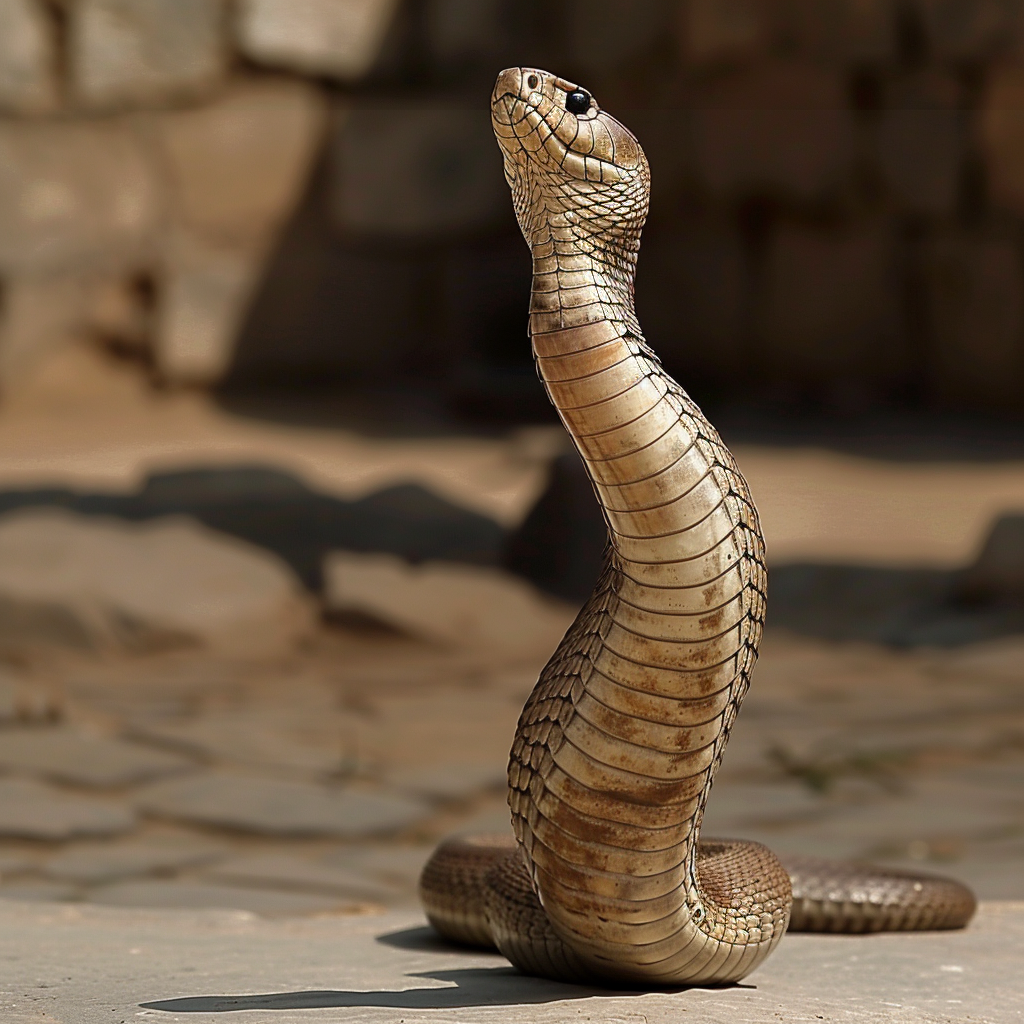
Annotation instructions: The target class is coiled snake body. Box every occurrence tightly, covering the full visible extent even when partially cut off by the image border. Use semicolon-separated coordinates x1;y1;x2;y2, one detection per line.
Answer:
419;67;976;986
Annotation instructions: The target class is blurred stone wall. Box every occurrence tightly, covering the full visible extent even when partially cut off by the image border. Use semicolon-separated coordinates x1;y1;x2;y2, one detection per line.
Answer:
2;0;1024;413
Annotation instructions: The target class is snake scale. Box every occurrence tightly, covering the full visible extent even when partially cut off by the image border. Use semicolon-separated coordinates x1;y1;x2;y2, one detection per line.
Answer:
419;67;976;987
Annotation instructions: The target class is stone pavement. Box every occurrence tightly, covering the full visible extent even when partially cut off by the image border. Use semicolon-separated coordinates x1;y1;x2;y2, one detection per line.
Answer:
0;899;1020;1024
1;625;1023;916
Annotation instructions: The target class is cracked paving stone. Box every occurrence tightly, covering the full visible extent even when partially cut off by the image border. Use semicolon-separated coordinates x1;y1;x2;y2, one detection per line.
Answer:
44;833;226;884
383;763;507;802
201;853;400;902
0;728;194;787
0;778;136;840
130;713;354;775
134;771;432;837
325;844;433;895
87;880;360;917
0;880;81;902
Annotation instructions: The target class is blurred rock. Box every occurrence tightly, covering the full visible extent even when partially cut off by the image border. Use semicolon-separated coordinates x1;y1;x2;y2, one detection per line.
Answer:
563;0;675;78
0;470;508;590
681;0;769;65
636;221;750;380
155;236;263;385
691;63;856;203
135;772;432;837
0;275;94;386
0;778;136;840
878;74;963;217
323;551;576;656
45;834;225;884
131;709;355;775
0;119;160;276
957;514;1024;605
89;879;351;916
683;0;895;66
438;237;535;391
932;636;1024;682
917;0;1024;61
0;728;193;788
0;508;316;655
0;272;145;387
235;0;401;81
202;853;399;901
762;222;901;383
501;452;606;605
922;231;1024;409
0;0;57;114
0;851;42;876
330;100;507;236
68;0;229;109
0;880;80;902
700;781;827;835
424;0;514;77
87;276;153;350
763;562;1024;648
148;80;327;385
0;594;94;654
384;764;507;802
327;844;432;891
154;79;327;248
980;66;1024;215
772;0;896;62
230;221;433;381
0;669;60;724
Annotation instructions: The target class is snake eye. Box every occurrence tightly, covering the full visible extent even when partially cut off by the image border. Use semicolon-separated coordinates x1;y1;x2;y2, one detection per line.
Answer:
566;90;590;115
526;74;539;90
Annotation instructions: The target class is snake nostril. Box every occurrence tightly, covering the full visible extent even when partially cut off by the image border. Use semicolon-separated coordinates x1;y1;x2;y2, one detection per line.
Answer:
526;74;539;90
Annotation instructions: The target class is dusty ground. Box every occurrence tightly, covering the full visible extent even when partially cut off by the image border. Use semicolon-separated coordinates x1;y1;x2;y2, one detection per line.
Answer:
0;348;1022;917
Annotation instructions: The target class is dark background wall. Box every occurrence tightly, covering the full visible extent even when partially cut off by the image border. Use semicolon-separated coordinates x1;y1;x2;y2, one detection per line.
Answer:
224;0;1024;423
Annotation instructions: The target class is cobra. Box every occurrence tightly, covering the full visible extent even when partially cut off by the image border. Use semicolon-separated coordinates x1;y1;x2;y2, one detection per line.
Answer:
419;67;976;987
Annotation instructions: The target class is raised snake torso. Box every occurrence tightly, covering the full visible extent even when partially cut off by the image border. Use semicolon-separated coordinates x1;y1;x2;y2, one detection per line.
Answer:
418;67;975;987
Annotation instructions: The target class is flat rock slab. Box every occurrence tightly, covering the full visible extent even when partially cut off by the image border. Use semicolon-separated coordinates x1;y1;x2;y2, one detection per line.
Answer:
0;881;80;902
384;763;508;802
135;772;432;836
0;901;1020;1023
202;853;400;902
44;833;226;883
0;728;193;787
86;880;354;918
131;713;351;775
0;778;135;840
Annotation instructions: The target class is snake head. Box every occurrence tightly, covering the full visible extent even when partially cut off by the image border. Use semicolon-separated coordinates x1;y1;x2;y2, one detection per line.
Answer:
490;67;650;255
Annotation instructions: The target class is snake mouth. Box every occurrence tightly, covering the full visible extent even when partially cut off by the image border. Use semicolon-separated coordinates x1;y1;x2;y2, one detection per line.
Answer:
491;67;642;184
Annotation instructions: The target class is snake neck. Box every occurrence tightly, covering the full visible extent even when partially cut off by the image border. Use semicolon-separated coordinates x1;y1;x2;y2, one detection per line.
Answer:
513;247;780;982
527;209;641;340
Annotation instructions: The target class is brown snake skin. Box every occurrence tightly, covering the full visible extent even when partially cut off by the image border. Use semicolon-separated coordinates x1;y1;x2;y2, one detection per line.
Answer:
419;67;976;987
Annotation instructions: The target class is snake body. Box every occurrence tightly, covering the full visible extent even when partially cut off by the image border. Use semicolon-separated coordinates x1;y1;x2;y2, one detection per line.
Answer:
419;67;975;986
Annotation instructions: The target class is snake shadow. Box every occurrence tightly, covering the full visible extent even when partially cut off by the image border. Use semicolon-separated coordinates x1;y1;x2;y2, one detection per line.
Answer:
139;925;752;1012
139;967;629;1012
